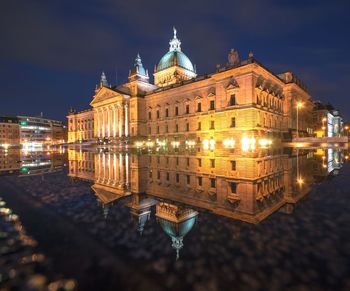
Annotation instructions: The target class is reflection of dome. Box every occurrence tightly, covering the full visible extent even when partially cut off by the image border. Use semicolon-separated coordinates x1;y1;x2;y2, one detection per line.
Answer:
158;216;196;238
157;51;195;72
156;202;198;260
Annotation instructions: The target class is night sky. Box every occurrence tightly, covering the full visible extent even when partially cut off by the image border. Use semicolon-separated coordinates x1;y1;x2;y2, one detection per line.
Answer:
1;0;349;122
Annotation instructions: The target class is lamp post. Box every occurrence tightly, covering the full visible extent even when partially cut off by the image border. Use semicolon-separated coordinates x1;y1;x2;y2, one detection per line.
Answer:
296;102;303;139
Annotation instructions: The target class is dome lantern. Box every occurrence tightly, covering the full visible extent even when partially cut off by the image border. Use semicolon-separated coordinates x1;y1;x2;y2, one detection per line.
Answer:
154;27;197;87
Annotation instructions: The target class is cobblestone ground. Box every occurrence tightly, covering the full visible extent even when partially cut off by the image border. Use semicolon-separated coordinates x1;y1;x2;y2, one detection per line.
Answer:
0;196;76;290
1;164;350;290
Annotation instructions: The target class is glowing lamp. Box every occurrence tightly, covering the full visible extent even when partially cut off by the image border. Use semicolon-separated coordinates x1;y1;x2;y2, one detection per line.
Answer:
223;138;235;149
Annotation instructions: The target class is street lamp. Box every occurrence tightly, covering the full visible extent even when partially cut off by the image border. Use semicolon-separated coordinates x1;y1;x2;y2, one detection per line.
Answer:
296;102;303;139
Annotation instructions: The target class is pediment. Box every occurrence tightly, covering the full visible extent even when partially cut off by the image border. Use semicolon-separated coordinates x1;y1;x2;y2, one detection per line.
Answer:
226;78;239;90
90;87;122;107
91;183;131;204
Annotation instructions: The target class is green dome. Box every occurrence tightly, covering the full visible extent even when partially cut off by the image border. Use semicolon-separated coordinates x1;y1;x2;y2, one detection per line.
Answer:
157;51;195;72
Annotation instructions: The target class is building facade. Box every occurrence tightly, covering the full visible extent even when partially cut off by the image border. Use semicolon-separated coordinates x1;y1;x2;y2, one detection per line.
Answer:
0;116;20;148
18;115;67;148
313;101;343;137
67;109;94;143
69;28;314;146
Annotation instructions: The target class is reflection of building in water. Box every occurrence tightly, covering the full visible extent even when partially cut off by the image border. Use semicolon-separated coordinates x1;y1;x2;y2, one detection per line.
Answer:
310;148;344;182
0;149;21;175
19;151;65;176
91;152;132;217
68;149;95;181
147;152;287;223
156;202;198;259
125;193;157;235
67;148;344;224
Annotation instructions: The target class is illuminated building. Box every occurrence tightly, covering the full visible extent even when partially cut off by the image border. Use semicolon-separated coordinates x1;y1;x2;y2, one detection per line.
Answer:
313;101;343;137
69;28;315;145
67;108;94;143
0;116;20;148
0;149;20;175
18;115;66;147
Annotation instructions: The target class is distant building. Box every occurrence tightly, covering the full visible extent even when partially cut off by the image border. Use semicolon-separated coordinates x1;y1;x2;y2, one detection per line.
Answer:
69;28;316;145
0;116;20;148
18;115;67;148
313;101;343;137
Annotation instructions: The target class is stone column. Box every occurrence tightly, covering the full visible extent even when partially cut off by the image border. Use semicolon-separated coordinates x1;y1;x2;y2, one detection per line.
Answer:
125;153;129;188
102;108;105;138
113;153;117;185
113;105;117;138
124;104;129;137
96;109;100;138
118;104;122;138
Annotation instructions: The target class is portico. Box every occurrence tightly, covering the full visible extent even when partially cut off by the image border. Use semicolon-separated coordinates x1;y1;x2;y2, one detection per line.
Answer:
90;86;130;141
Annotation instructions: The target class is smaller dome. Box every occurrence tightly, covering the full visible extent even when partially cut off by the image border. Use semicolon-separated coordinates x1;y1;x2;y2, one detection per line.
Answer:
157;51;195;72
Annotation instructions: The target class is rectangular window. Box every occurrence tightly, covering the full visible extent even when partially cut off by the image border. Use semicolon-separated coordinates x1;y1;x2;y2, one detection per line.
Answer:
230;182;237;193
157;156;160;164
186;158;190;166
187;175;190;185
166;172;170;181
231;117;236;128
176;157;179;166
176;173;180;183
165;108;169;117
186;123;189;131
230;94;236;106
175;124;179;132
198;122;201;130
198;158;202;167
148;111;152;120
210;100;215;110
175;106;179;116
157;110;160;119
231;160;236;171
210;159;215;168
198;176;202;186
157;126;160;134
210;121;215;130
197;102;202;112
210;178;216;188
186;104;190;114
157;171;160;179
